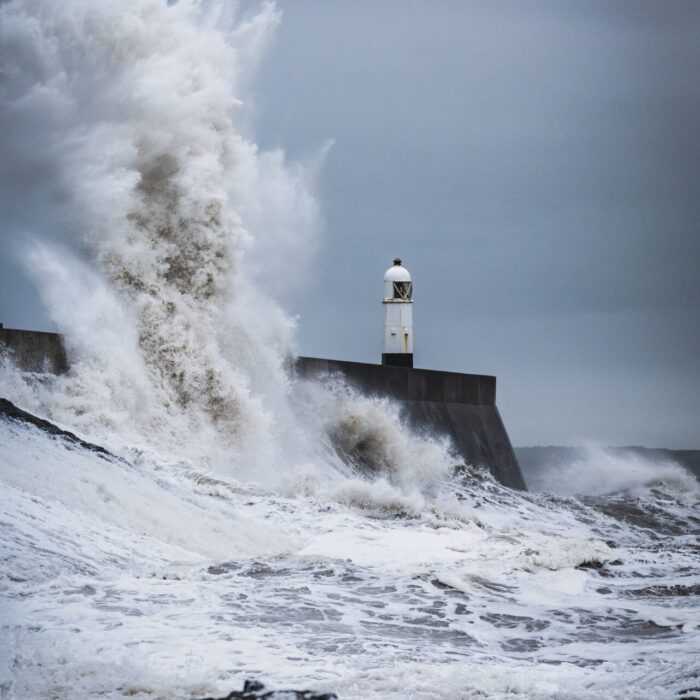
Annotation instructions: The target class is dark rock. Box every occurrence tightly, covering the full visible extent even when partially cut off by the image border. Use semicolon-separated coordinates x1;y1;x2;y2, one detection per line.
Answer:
0;397;114;460
575;559;605;570
197;679;338;700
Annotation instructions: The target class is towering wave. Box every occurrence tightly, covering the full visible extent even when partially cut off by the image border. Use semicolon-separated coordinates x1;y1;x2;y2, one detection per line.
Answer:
0;0;325;473
0;0;462;499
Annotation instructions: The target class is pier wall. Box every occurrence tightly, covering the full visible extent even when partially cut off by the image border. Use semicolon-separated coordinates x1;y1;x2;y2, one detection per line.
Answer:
0;326;68;375
0;327;526;489
296;357;527;490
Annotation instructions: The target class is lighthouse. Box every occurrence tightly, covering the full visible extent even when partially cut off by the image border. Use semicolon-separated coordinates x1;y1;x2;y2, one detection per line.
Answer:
382;258;413;368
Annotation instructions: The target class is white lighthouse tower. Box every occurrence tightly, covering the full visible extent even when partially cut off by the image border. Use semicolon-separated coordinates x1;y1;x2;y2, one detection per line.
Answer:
382;258;413;368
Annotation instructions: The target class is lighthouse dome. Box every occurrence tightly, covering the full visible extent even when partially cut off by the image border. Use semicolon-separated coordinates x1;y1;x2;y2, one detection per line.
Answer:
384;258;411;282
383;258;412;301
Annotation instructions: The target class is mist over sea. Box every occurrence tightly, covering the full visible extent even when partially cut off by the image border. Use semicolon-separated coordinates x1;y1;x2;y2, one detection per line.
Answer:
1;1;698;698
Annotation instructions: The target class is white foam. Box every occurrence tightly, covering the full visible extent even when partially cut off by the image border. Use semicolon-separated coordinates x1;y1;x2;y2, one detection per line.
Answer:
530;445;699;497
0;0;322;482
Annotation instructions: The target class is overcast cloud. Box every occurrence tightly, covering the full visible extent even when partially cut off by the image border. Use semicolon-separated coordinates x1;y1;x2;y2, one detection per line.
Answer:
1;1;698;448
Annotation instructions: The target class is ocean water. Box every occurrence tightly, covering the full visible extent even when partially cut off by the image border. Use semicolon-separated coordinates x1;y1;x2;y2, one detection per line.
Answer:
2;398;699;700
1;1;699;698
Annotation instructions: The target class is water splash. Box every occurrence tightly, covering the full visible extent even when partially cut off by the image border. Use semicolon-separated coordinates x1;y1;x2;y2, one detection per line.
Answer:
526;445;699;498
0;0;320;474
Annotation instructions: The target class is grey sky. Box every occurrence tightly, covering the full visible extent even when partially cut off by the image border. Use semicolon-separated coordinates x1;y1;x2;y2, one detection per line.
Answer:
2;1;699;448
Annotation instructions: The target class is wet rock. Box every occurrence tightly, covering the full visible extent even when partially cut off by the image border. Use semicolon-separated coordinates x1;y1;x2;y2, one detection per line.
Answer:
0;397;114;459
575;559;605;570
198;679;338;700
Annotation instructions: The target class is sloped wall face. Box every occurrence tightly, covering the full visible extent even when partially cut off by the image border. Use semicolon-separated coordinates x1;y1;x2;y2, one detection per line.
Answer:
296;357;527;491
0;329;68;375
404;400;526;490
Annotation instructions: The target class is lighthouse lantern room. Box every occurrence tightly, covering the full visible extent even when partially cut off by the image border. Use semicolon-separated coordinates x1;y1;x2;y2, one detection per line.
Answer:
382;258;413;368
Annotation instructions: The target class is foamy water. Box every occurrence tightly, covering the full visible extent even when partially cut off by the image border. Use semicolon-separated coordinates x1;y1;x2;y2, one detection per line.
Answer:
2;408;699;699
1;1;699;698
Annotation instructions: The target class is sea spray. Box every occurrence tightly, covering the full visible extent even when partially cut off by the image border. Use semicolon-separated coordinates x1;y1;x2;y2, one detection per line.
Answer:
525;445;700;498
0;0;464;500
0;0;314;473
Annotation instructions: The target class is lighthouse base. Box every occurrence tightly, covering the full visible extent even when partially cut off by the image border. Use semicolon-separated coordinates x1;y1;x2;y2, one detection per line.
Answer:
381;353;413;368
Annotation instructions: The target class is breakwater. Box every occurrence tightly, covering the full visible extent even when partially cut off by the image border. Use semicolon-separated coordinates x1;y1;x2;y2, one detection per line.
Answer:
296;357;526;490
0;327;526;489
0;325;68;374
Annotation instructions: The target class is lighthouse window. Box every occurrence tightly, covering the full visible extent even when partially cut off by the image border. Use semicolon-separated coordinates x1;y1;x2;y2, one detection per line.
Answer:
393;282;412;299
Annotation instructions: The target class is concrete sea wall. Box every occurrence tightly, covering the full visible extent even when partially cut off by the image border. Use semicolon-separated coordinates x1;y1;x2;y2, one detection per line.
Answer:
296;357;527;490
0;326;68;375
0;327;526;489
